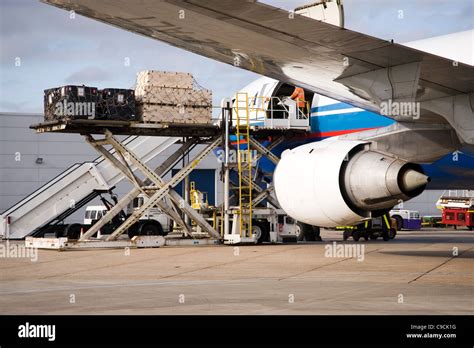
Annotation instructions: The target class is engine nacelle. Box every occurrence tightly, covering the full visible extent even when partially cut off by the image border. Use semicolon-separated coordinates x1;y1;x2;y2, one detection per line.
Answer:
274;139;429;227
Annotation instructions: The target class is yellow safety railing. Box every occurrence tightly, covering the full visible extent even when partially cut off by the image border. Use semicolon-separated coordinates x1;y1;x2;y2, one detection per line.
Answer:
235;92;253;238
233;95;309;128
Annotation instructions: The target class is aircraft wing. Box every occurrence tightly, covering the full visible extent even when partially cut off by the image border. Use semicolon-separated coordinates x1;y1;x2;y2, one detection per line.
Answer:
42;0;473;125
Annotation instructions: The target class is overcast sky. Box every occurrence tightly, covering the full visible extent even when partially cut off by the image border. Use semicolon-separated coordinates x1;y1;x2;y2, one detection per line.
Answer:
0;0;473;113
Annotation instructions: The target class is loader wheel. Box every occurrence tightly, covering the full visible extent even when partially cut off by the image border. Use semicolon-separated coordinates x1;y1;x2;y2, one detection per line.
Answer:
65;224;82;240
54;226;66;238
252;221;269;244
363;234;369;241
313;226;322;242
352;230;360;242
296;222;314;241
369;234;378;240
296;223;322;242
343;229;351;241
382;231;390;241
127;230;137;239
139;222;164;236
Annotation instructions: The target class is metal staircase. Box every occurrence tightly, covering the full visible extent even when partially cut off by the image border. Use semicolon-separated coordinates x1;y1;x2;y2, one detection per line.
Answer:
1;136;179;239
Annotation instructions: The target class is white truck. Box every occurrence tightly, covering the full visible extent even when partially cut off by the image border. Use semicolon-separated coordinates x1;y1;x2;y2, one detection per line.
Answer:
82;193;173;238
389;209;422;230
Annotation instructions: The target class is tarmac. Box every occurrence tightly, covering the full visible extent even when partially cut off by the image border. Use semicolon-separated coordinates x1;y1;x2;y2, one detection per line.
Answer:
0;229;472;314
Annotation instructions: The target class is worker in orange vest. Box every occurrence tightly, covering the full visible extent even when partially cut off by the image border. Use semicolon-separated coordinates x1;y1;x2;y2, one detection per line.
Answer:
289;86;307;116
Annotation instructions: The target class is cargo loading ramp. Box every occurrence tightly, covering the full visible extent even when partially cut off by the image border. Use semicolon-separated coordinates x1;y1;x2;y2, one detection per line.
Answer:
30;119;309;139
31;119;221;137
78;130;222;242
0;135;179;239
12;97;310;244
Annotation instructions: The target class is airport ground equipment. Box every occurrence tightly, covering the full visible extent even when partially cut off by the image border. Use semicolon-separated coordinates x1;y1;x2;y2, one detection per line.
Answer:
6;89;309;248
83;195;173;238
421;216;444;228
80;130;222;241
25;235;166;251
0;135;179;240
13;128;223;249
233;92;254;243
190;182;209;210
389;209;422;230
437;190;474;230
341;213;397;242
226;208;297;244
68;136;203;241
221;93;309;244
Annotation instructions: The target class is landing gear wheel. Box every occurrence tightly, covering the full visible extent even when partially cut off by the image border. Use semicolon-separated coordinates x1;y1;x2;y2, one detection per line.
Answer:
253;221;269;244
139;222;164;236
65;224;82;240
352;230;360;242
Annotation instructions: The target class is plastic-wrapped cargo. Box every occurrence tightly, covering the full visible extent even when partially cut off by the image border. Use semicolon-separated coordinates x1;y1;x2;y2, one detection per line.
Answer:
135;86;212;107
44;85;98;121
97;89;137;121
135;70;212;124
136;70;194;89
137;104;211;124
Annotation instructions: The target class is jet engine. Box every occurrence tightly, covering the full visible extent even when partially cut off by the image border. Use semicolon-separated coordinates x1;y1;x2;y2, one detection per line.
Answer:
274;139;429;227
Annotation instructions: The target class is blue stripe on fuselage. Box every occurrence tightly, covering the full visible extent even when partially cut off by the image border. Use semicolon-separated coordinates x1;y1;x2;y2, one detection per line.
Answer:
245;103;395;133
310;108;394;133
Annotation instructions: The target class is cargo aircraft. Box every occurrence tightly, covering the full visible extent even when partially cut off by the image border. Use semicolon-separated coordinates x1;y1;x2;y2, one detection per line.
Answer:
41;0;474;229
